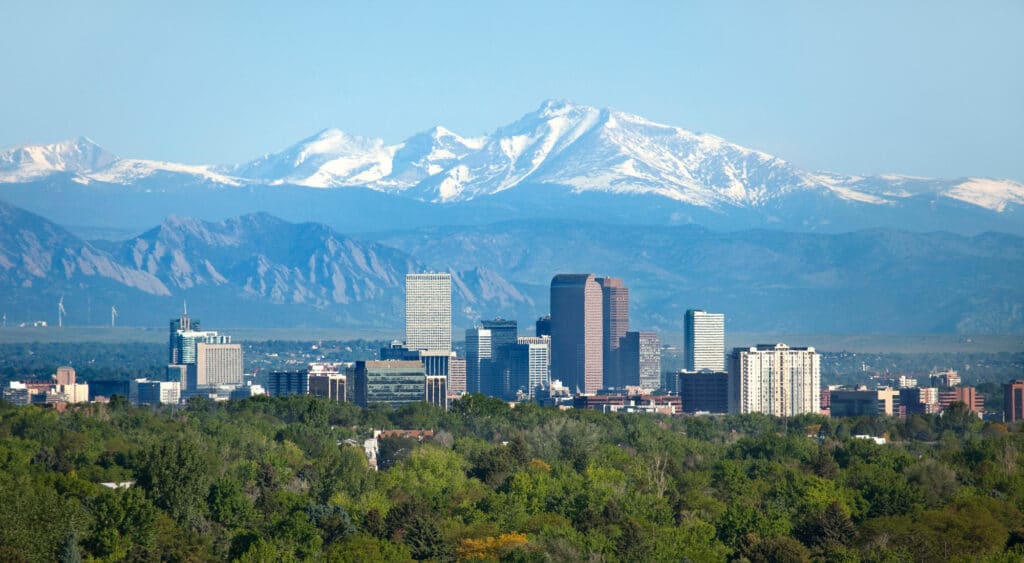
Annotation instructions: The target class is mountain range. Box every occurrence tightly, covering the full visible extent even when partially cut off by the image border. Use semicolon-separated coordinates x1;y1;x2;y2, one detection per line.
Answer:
1;100;1022;237
1;100;1021;335
1;199;1022;334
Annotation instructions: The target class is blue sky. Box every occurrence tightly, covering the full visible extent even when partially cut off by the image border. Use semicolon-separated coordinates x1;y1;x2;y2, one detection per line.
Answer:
1;1;1022;181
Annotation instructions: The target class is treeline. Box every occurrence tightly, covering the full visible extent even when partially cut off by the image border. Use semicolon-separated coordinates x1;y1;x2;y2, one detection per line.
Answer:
1;396;1024;561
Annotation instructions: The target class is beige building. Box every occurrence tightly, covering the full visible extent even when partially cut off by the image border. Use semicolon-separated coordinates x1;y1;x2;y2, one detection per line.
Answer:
405;273;452;352
192;343;243;388
730;343;820;416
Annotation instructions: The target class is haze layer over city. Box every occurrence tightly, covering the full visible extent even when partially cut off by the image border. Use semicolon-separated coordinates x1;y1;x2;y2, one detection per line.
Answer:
1;2;1022;562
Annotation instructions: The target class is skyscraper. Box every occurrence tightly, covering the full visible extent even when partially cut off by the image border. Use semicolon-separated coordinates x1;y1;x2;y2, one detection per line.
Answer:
465;327;492;394
684;310;725;372
481;318;517;398
168;307;199;364
596;277;629;387
405;273;451;352
550;274;603;394
619;331;661;390
730;344;820;416
511;336;551;399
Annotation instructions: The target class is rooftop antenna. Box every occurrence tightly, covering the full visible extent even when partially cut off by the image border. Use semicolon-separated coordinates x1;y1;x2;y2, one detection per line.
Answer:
111;305;118;328
58;296;66;329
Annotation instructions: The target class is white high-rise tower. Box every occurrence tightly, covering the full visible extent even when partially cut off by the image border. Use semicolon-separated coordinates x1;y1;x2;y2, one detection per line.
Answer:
405;273;452;352
684;309;725;372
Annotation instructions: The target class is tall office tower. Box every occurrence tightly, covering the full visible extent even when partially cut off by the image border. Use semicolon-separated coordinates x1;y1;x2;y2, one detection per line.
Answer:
511;336;551;398
168;308;199;363
618;332;661;390
684;310;725;372
405;273;452;352
729;344;820;416
465;328;492;394
550;274;603;394
448;358;467;396
536;315;552;337
1006;380;1024;422
638;332;661;390
192;342;244;388
596;277;629;387
354;360;427;408
481;318;517;398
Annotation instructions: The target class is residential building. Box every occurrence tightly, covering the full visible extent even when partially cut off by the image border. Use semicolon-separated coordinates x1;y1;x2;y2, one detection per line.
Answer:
729;344;820;416
405;273;451;352
684;310;725;372
550;274;603;394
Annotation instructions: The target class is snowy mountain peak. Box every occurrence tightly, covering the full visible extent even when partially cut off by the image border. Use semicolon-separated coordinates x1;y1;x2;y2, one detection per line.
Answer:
0;136;118;181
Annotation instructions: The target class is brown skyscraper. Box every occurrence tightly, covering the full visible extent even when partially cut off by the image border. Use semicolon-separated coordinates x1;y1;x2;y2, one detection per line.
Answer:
596;277;629;387
550;274;603;394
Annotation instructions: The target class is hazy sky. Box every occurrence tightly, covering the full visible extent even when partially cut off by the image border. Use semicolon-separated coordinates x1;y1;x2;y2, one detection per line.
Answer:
1;1;1022;180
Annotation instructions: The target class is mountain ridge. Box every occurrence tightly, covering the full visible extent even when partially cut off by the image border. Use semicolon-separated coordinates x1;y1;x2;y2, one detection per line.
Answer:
2;100;1022;215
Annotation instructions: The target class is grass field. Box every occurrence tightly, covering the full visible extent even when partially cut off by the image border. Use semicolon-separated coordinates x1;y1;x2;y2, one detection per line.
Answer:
1;326;1021;354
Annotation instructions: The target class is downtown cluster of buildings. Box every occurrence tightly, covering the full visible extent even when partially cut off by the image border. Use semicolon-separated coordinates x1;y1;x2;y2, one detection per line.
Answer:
256;272;826;418
5;275;1024;423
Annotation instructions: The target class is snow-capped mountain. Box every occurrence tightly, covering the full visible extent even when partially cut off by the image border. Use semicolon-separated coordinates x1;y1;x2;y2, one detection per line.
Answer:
0;137;117;182
2;100;1023;214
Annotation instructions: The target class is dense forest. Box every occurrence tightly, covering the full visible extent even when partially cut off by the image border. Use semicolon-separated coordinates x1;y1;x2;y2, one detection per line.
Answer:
1;395;1023;561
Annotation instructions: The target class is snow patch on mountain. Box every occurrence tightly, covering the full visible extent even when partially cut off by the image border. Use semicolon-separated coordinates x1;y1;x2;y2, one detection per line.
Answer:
89;159;243;186
236;129;396;188
943;179;1024;212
